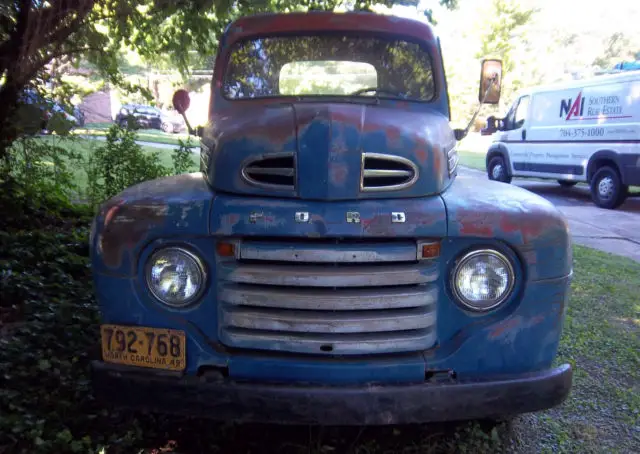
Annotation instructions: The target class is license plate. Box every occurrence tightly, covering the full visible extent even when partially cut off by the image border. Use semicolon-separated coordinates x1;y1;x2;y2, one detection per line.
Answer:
100;324;186;371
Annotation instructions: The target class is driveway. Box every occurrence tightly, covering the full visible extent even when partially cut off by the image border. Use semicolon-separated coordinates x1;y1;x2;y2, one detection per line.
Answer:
458;166;640;262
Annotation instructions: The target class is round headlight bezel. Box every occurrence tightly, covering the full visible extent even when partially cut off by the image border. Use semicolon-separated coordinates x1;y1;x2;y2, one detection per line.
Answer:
450;248;516;313
145;246;207;308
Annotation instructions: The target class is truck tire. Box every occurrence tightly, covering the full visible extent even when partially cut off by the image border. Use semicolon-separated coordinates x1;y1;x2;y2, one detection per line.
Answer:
590;166;628;209
488;156;512;184
557;180;577;188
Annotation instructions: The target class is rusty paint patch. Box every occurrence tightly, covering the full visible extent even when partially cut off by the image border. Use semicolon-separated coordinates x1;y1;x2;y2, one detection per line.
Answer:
488;317;521;340
387;126;401;144
329;162;349;186
499;215;546;244
488;315;546;342
411;212;443;229
415;148;428;164
456;210;495;237
99;198;168;269
432;145;442;171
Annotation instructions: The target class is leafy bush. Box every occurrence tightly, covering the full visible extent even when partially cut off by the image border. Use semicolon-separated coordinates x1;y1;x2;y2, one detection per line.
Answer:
85;125;198;207
85;125;168;205
1;137;83;205
172;137;198;174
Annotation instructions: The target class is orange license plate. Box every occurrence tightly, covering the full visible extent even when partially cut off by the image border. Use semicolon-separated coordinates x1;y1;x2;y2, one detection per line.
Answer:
100;324;186;371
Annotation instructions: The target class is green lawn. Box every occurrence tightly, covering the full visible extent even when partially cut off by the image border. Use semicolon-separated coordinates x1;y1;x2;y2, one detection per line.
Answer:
73;122;199;147
518;247;640;453
458;149;487;171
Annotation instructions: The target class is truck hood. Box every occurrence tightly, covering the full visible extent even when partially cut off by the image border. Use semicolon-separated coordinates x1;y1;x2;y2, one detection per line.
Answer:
203;102;455;200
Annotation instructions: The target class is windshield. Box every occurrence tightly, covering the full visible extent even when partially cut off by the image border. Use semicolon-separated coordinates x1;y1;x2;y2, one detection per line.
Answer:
223;34;435;102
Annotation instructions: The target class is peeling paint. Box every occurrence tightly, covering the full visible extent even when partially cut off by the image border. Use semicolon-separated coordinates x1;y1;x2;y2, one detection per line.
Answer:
205;103;453;201
92;173;214;274
442;176;572;282
99;198;168;269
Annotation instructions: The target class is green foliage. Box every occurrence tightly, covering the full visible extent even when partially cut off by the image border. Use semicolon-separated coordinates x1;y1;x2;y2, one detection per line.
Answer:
1;137;83;204
172;138;198;175
476;0;535;75
84;125;169;205
84;124;198;206
592;32;639;69
440;0;537;125
474;0;536;116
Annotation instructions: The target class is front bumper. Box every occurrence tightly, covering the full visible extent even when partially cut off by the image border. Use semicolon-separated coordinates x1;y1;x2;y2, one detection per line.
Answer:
91;361;572;425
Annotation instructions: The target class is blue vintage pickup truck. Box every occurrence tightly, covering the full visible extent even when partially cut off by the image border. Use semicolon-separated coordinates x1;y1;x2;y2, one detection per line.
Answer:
89;11;573;424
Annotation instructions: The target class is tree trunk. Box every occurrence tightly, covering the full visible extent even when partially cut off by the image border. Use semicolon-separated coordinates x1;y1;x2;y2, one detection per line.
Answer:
0;79;24;174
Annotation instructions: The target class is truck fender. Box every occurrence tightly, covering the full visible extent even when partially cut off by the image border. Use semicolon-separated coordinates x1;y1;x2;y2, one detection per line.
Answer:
586;150;623;182
485;143;512;176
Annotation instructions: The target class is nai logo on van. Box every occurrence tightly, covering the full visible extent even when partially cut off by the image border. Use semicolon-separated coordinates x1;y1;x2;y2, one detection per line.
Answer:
560;92;585;120
560;91;625;120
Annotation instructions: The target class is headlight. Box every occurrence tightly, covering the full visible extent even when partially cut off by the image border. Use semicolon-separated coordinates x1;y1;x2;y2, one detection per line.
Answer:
451;249;515;312
146;247;205;307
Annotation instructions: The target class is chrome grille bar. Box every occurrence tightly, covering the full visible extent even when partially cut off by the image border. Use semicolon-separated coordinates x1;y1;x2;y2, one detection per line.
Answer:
219;262;438;287
220;284;437;311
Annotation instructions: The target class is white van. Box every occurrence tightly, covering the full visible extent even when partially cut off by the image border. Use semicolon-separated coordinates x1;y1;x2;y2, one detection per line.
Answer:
481;71;640;209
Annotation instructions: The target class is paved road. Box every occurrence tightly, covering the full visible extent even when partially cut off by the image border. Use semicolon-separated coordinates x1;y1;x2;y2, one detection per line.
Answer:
459;166;640;262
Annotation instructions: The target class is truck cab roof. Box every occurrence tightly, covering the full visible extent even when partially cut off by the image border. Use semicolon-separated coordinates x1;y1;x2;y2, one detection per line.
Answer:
221;11;437;47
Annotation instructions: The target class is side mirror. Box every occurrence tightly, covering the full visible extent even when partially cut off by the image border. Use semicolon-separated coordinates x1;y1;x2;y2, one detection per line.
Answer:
453;129;466;141
172;89;199;136
479;59;502;105
172;89;191;114
480;115;499;135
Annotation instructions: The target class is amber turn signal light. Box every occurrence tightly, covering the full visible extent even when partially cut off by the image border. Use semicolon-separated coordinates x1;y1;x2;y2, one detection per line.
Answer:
216;242;236;257
418;241;440;260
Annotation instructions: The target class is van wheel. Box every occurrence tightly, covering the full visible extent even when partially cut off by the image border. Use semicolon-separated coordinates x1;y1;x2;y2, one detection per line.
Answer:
488;156;512;184
558;180;577;188
590;166;628;209
161;122;173;133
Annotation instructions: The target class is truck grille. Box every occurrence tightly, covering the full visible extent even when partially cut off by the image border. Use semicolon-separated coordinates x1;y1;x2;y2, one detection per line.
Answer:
241;152;295;190
217;239;438;355
361;152;418;192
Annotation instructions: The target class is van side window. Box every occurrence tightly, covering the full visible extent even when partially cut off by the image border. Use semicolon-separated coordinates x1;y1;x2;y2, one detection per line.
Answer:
513;96;529;129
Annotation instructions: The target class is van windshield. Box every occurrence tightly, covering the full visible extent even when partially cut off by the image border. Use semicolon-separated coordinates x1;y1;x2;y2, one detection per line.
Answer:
223;34;435;102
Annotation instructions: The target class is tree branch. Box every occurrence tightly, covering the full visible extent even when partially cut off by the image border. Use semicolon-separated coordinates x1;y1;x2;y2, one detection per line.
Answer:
44;45;105;63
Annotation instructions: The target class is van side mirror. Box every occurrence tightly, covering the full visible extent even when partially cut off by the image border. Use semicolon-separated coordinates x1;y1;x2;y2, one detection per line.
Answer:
480;115;500;135
479;59;502;104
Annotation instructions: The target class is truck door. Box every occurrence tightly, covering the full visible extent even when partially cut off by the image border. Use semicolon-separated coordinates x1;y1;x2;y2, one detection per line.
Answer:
504;95;530;176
